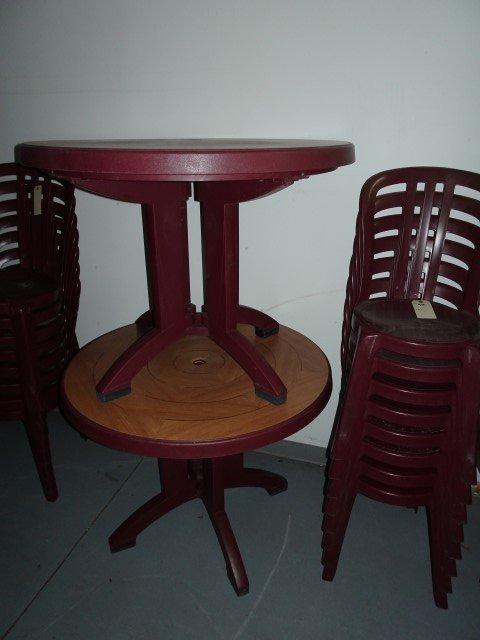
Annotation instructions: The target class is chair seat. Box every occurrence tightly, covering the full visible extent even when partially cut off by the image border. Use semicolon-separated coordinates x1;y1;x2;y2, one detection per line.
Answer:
0;267;59;306
354;299;480;344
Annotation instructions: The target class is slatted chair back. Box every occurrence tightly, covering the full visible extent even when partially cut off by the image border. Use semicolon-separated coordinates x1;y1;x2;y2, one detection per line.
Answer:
0;162;80;359
341;167;480;372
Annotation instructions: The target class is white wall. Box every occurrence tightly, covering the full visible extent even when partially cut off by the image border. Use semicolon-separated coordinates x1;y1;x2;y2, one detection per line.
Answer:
1;0;479;447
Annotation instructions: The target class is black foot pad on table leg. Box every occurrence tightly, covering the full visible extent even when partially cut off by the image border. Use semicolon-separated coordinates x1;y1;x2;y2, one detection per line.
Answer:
255;387;286;405
97;386;131;403
255;325;279;338
266;479;288;495
109;539;137;554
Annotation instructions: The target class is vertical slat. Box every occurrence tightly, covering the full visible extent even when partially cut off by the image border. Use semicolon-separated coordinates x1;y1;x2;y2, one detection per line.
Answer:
16;167;32;268
391;181;417;299
423;180;455;300
0;162;81;411
406;181;436;298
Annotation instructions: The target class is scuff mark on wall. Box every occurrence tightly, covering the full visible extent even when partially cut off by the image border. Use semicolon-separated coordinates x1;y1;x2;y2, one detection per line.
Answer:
263;288;343;312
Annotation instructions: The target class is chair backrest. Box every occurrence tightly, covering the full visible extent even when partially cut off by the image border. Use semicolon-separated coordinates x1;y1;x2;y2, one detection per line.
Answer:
0;162;80;357
341;166;480;371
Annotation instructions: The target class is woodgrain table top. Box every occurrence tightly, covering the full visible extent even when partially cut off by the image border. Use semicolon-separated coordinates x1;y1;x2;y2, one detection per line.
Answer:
16;138;355;181
61;324;331;459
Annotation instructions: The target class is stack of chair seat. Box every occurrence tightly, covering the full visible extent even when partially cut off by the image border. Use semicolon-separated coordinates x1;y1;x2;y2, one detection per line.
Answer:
322;166;480;608
0;162;79;501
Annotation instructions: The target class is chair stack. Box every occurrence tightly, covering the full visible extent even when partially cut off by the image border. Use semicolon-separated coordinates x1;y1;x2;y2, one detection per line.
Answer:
0;163;80;500
322;167;480;608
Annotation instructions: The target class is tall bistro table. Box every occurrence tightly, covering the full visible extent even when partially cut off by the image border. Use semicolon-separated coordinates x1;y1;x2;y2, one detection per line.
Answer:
17;139;354;594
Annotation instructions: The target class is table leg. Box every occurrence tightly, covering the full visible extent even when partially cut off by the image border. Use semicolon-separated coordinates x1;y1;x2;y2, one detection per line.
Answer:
199;195;286;404
223;453;288;495
80;177;292;404
96;183;192;401
109;460;200;551
108;454;288;596
202;458;249;595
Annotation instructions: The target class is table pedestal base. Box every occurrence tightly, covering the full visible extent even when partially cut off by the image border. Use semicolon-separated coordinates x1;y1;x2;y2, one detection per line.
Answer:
109;454;288;596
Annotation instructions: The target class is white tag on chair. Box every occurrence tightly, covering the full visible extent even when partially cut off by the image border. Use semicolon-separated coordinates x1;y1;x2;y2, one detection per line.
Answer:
33;185;43;215
412;299;437;319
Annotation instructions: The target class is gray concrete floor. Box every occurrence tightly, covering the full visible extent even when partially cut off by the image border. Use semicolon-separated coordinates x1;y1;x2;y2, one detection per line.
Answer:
1;411;479;640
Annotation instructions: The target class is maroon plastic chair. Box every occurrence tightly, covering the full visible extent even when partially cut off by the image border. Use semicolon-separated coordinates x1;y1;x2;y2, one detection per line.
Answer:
0;163;80;501
322;167;480;608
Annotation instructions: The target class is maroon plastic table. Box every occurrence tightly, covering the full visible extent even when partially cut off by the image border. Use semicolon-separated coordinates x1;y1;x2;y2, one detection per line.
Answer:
17;139;354;404
61;321;332;595
17;138;354;594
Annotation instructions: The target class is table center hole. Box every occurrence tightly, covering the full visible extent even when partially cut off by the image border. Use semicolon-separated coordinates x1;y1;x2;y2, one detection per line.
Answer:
192;358;207;366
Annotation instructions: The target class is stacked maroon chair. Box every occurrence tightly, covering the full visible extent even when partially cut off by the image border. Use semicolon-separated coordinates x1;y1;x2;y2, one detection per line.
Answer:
0;162;80;501
322;167;480;608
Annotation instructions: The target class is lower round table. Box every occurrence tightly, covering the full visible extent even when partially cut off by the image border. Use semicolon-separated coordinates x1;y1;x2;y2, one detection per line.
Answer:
62;322;331;595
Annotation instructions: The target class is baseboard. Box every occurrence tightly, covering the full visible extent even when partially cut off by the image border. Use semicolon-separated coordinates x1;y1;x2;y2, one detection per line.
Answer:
256;440;327;466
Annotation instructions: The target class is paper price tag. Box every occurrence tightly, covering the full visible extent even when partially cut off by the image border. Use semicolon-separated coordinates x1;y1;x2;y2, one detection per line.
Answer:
33;185;43;215
412;299;437;319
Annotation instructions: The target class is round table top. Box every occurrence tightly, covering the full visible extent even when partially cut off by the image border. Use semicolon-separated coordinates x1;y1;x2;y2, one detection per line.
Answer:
16;138;355;182
61;323;331;459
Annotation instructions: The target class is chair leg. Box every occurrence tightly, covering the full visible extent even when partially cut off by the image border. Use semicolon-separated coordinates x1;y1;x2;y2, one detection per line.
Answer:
426;505;449;609
321;490;356;581
321;334;379;580
12;304;58;501
23;414;58;502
